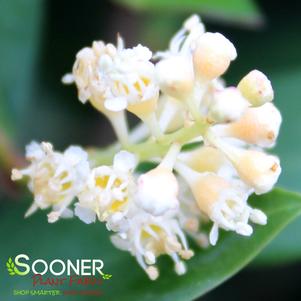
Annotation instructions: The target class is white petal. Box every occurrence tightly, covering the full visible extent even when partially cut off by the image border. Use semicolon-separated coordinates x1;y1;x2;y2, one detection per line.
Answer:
113;150;137;172
104;97;127;112
236;223;253;236
25;203;39;218
74;204;96;224
64;146;88;165
61;73;74;84
110;234;129;251
250;209;267;225
60;208;74;219
209;223;219;246
25;141;44;160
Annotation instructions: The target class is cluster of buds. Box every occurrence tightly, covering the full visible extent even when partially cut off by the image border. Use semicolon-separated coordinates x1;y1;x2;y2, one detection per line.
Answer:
12;15;282;280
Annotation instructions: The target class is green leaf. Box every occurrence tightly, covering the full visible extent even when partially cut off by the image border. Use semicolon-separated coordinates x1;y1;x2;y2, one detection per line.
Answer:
113;0;263;27
0;188;300;300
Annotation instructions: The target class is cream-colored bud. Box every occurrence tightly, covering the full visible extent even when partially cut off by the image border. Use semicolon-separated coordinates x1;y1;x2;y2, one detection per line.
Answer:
238;70;274;106
208;87;249;123
179;146;226;173
155;56;194;100
193;32;237;80
232;150;281;194
190;173;230;216
215;140;281;194
136;167;179;216
216;103;282;148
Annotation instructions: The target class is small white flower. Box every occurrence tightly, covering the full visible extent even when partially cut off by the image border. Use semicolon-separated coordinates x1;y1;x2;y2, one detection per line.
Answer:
63;41;116;104
110;208;193;280
75;151;137;225
11;142;90;223
99;41;159;113
63;38;159;115
238;69;274;106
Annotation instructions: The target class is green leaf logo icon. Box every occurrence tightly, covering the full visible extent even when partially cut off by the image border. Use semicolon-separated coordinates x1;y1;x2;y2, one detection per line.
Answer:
99;270;112;280
6;257;22;276
102;273;112;280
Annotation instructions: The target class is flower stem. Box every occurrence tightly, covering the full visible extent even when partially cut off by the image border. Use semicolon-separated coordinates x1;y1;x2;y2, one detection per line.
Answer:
89;120;209;165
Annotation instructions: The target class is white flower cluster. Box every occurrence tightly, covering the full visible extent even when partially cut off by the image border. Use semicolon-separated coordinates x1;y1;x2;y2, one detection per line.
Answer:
12;15;282;280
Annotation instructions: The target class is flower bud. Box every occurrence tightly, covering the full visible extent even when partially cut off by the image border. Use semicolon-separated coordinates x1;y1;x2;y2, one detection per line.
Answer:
216;103;282;148
193;32;237;80
215;140;281;194
136;167;179;216
155;56;194;100
232;150;281;194
179;146;226;173
238;70;274;106
208;87;249;123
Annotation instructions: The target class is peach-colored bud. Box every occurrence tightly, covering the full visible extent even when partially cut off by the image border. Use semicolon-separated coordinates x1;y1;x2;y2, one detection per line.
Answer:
179;146;226;173
193;32;237;80
190;173;230;215
214;140;281;194
231;150;281;194
216;103;282;148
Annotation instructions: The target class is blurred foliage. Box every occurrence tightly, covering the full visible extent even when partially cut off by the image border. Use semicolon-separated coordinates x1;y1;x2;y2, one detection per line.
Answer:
114;0;263;27
0;0;43;136
1;0;301;300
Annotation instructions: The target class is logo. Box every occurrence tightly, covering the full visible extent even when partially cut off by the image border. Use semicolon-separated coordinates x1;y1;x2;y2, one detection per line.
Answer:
6;257;24;276
6;254;112;297
6;254;112;279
